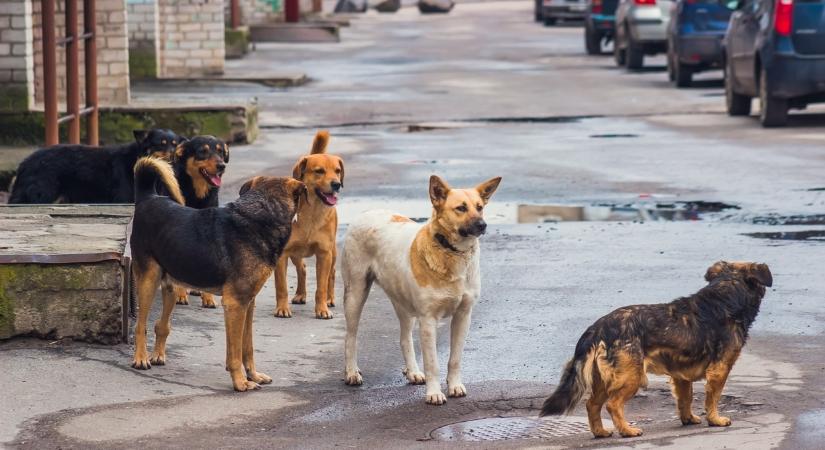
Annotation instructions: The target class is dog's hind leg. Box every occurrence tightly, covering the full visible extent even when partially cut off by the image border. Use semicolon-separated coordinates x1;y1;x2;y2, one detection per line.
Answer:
446;301;473;398
223;293;259;392
343;266;372;386
243;299;272;385
420;316;446;405
131;260;162;370
393;305;424;385
672;379;701;425
150;278;177;366
604;352;644;437
586;374;613;438
290;256;306;305
274;255;293;318
704;350;740;427
326;248;336;308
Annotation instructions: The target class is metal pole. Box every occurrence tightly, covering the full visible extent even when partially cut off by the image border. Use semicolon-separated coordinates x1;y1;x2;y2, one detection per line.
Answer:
84;0;98;145
230;0;240;29
41;0;58;146
65;0;80;143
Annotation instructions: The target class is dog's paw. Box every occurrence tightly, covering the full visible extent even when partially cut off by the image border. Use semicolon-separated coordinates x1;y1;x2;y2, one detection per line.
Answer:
175;295;189;305
425;391;447;405
403;369;426;385
233;380;261;392
448;383;467;398
247;371;273;385
291;294;306;305
327;298;335;308
316;308;333;320
681;414;702;425
592;428;613;438
708;415;731;427
344;369;363;386
274;306;293;318
619;426;643;438
149;352;166;366
131;355;152;370
201;295;217;308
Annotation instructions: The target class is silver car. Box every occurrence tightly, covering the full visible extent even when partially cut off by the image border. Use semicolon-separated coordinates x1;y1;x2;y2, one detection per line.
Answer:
540;0;588;25
614;0;673;70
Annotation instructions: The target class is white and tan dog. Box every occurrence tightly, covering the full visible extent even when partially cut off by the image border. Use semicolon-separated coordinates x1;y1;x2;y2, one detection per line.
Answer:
342;175;501;405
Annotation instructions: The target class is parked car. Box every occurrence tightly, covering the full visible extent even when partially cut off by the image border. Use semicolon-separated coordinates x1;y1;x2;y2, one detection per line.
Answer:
614;0;674;70
666;0;735;87
724;0;825;127
584;0;619;55
539;0;588;25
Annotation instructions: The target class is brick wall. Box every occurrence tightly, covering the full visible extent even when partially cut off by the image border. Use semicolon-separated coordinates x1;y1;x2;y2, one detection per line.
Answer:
225;0;281;26
157;0;224;78
30;0;130;107
126;0;158;78
0;0;34;111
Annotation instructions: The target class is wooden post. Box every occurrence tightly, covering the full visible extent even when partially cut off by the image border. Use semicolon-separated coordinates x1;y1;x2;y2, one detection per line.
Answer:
230;0;240;29
41;0;58;146
84;0;98;145
65;0;80;143
285;0;299;22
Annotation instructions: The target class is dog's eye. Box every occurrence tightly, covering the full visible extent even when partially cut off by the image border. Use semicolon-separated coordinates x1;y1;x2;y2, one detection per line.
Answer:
476;204;483;212
314;168;325;175
455;205;468;213
335;168;341;174
172;140;176;145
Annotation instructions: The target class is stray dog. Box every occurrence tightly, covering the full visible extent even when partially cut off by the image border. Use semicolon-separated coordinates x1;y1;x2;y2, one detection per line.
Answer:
540;261;772;438
170;135;229;308
342;175;501;404
272;130;343;319
129;157;305;391
9;129;180;204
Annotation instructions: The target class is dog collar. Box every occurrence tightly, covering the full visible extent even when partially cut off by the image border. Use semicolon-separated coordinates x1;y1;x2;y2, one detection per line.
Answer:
435;233;462;254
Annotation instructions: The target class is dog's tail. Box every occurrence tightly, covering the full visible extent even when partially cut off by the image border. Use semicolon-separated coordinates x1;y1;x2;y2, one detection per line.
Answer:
540;340;606;416
134;157;184;205
310;130;330;154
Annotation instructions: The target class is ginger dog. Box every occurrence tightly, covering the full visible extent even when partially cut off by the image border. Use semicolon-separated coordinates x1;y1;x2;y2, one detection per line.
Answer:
273;131;344;319
342;175;501;404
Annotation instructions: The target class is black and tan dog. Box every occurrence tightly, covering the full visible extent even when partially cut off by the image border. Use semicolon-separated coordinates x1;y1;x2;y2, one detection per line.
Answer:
129;157;305;391
169;135;229;308
9;129;181;204
541;261;772;438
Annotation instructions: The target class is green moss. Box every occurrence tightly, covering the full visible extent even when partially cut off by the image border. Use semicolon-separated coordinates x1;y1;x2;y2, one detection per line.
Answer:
0;267;17;337
225;27;250;59
0;85;30;112
129;48;158;80
99;113;149;144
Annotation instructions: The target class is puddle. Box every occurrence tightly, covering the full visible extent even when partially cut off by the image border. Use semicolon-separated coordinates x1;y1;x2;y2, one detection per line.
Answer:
517;201;738;223
751;215;825;226
589;133;640;139
743;230;825;242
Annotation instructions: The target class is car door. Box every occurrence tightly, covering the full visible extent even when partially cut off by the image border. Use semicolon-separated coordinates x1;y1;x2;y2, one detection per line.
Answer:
728;0;761;94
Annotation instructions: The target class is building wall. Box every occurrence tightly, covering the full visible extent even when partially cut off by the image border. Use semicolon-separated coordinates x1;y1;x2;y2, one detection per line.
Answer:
157;0;224;78
30;0;130;107
225;0;281;26
0;0;34;111
126;0;158;78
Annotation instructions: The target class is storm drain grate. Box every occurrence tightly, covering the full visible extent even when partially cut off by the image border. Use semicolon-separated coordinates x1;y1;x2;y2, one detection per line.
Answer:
430;416;591;442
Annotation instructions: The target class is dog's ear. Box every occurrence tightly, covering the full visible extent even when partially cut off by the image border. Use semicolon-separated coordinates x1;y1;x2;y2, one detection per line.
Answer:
429;175;450;208
475;177;502;204
705;261;728;282
133;130;149;143
747;263;773;287
174;142;187;161
292;157;308;180
239;176;261;196
288;178;307;200
310;130;330;154
223;143;230;163
337;157;344;188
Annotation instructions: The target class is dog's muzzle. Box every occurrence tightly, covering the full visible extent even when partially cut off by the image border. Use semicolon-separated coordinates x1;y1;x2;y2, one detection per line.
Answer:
460;219;487;237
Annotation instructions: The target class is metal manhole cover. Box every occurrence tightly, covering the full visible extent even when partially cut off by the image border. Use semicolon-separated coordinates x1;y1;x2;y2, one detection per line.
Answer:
430;416;591;442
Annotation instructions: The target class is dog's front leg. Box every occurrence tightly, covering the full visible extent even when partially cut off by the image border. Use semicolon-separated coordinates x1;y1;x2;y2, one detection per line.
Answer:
447;303;473;398
223;295;259;392
314;251;334;319
273;255;292;318
704;353;738;427
243;299;272;385
131;262;162;370
420;316;446;405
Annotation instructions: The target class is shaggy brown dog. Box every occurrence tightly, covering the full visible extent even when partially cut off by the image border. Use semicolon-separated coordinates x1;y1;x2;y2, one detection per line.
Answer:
540;261;772;438
129;157;304;391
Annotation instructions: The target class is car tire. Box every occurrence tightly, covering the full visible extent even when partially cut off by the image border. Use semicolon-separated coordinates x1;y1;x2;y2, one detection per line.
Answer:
544;17;557;26
759;68;788;127
675;62;692;88
725;60;751;116
585;24;601;55
614;24;627;66
626;35;644;70
667;51;676;82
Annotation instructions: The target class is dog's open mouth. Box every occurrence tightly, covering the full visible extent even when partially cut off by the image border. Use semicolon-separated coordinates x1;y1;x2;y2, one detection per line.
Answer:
315;188;338;206
200;168;222;187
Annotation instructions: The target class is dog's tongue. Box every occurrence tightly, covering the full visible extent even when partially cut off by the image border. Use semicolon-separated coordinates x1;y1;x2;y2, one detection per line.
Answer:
208;174;222;187
322;192;337;206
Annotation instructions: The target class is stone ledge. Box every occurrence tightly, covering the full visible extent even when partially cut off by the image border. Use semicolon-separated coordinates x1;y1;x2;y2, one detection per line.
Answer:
250;23;340;43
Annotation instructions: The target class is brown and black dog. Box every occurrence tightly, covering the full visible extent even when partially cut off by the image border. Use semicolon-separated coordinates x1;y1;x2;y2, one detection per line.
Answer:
129;157;304;391
170;135;229;308
270;130;344;319
541;261;772;438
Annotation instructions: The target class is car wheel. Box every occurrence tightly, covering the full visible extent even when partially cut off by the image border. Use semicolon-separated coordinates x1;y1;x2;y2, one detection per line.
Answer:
544;17;557;26
626;33;644;70
725;60;751;116
585;24;601;55
667;50;676;82
675;62;692;88
614;25;627;66
759;68;788;127
534;0;542;22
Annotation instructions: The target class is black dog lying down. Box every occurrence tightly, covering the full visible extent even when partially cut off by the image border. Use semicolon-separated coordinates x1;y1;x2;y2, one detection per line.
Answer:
541;261;772;438
129;157;306;391
9;129;181;204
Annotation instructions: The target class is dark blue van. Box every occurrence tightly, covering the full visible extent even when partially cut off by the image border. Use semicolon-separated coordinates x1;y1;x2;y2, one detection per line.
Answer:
724;0;825;126
584;0;619;55
666;0;736;87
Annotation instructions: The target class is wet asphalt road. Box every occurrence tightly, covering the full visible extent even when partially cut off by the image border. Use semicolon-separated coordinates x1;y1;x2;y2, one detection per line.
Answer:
4;1;825;448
